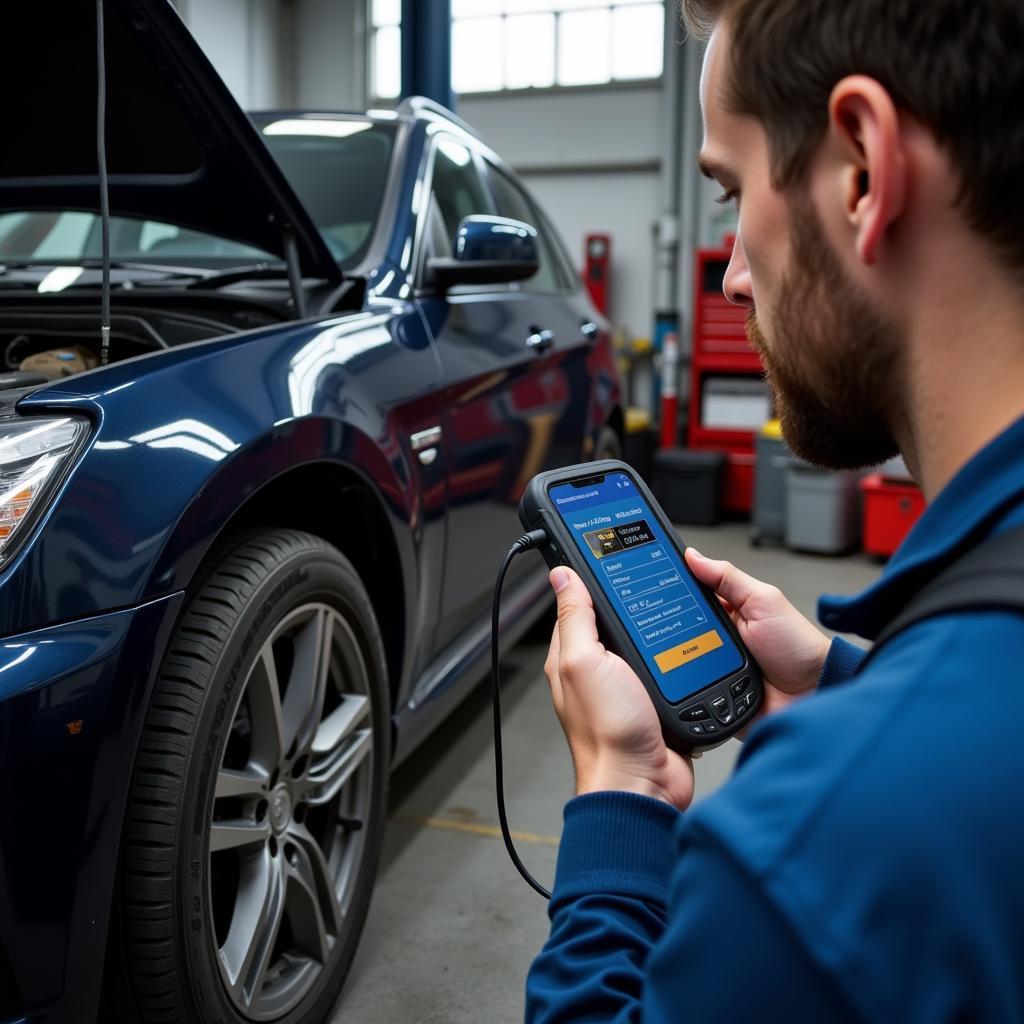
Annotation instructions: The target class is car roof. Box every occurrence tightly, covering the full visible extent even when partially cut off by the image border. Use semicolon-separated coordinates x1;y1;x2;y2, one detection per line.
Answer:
249;100;509;173
253;98;481;137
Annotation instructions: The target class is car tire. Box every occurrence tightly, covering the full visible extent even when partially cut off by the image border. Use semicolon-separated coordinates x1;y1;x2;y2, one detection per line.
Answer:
107;530;389;1024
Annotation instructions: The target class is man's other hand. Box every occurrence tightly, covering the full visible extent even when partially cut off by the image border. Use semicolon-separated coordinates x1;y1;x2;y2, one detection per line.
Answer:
545;567;694;811
684;548;830;724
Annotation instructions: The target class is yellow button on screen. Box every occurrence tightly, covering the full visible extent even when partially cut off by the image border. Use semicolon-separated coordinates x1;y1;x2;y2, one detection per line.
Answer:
654;629;724;673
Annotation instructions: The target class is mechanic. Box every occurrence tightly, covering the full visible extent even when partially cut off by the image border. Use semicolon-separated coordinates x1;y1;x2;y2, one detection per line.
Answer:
525;2;1024;1021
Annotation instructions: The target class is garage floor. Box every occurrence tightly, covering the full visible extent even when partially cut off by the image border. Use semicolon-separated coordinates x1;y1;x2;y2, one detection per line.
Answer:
332;522;884;1023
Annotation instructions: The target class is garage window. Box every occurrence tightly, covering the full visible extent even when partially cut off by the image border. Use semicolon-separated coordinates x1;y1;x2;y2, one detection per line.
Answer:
370;0;665;100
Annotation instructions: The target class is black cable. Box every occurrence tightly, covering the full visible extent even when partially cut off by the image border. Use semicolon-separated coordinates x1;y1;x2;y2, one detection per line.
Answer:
96;0;111;365
492;528;552;901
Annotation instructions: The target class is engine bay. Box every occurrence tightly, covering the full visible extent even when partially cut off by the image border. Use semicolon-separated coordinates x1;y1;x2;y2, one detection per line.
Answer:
0;300;287;387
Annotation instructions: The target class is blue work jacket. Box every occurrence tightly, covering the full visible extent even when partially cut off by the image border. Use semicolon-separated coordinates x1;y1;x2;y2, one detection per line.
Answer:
526;416;1024;1023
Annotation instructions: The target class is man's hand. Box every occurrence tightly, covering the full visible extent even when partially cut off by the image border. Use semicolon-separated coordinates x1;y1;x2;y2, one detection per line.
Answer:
684;548;831;721
545;567;694;810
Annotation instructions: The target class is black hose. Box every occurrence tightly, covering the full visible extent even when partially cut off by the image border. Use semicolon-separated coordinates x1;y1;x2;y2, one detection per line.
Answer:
96;0;111;365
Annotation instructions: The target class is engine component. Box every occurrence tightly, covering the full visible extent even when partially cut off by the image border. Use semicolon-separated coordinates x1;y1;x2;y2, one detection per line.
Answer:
19;346;98;380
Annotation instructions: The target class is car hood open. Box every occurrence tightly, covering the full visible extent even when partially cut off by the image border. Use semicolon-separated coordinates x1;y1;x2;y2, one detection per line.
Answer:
1;0;341;283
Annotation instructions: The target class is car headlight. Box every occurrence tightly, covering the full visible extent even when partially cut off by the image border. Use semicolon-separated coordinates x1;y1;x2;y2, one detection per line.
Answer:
0;416;89;565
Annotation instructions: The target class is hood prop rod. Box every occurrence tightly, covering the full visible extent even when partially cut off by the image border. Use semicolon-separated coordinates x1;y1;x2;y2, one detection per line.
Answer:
96;0;111;365
282;226;306;319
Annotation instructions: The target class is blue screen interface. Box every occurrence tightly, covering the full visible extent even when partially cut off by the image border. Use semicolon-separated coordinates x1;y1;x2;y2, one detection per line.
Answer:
549;470;744;703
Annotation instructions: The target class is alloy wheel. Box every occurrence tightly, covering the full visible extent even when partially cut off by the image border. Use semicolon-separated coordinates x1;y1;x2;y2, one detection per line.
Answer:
208;602;375;1021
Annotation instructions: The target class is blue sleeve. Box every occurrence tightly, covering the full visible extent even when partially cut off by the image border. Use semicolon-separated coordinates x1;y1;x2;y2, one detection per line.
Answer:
526;796;856;1024
526;792;679;1024
817;635;867;689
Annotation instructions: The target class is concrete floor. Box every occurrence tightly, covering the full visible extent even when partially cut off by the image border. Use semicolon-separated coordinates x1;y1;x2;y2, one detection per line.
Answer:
331;523;883;1023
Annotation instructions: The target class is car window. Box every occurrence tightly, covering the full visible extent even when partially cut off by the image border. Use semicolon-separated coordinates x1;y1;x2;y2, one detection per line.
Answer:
428;138;496;255
257;118;396;269
425;193;452;260
540;204;582;292
486;165;566;294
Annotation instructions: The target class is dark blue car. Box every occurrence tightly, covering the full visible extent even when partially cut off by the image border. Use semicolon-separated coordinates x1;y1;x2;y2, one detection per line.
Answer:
0;3;622;1022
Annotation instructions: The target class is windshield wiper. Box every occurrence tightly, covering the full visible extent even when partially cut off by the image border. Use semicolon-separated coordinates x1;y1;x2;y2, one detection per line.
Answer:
0;260;303;290
0;259;209;280
79;258;211;278
186;263;292;290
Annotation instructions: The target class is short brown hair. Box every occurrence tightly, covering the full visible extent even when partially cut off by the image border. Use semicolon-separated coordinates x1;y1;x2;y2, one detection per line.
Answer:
684;0;1024;279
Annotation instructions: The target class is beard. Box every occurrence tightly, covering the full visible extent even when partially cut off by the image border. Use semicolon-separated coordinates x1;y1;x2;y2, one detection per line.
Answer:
747;197;903;470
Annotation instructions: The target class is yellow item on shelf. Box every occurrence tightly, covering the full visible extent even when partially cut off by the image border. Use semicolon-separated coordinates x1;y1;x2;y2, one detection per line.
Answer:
626;407;652;433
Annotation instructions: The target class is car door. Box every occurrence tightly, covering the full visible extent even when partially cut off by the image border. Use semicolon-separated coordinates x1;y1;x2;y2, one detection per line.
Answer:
415;135;587;653
483;159;599;471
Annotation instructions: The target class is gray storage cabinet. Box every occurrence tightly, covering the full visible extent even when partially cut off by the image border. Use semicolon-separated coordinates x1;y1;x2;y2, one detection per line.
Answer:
751;432;790;545
784;463;862;554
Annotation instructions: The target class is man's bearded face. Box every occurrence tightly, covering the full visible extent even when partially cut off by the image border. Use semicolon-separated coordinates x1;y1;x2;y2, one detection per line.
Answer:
746;197;903;470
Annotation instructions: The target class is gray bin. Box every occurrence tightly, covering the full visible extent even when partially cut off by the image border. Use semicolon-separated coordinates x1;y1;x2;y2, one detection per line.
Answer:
751;434;790;545
784;463;861;554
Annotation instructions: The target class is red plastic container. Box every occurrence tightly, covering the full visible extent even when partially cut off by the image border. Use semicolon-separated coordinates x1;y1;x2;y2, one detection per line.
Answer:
860;473;925;557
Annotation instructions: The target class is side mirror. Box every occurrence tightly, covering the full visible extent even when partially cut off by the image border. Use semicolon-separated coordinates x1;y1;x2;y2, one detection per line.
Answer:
425;215;539;289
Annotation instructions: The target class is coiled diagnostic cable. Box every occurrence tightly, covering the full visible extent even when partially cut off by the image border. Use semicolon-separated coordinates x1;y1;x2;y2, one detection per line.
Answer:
492;529;552;901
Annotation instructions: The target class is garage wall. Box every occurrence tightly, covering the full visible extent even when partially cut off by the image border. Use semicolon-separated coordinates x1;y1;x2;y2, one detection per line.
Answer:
173;0;292;110
173;0;367;113
292;0;368;111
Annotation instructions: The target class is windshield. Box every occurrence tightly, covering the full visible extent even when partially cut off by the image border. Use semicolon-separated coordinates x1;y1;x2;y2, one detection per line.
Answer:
257;117;397;269
0;117;397;273
0;211;275;265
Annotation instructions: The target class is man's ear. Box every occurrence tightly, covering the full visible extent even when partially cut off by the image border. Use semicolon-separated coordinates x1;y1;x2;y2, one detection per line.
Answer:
828;75;907;266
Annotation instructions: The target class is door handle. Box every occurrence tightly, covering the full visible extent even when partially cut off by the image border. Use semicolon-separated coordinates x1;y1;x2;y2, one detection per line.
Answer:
526;328;554;352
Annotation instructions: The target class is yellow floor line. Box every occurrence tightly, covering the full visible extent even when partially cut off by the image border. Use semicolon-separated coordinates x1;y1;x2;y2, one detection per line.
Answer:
394;813;559;846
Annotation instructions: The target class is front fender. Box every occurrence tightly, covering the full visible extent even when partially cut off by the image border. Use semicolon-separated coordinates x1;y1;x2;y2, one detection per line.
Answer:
2;309;440;640
142;417;415;599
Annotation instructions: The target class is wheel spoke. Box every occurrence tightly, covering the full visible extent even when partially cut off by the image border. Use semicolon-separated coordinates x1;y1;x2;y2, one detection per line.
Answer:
216;765;269;801
210;818;271;853
219;847;286;1010
285;826;341;963
245;647;285;771
301;728;373;808
281;609;332;757
311;694;370;757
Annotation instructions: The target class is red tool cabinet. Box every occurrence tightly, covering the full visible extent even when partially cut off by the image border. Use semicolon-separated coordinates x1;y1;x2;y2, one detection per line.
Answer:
686;240;764;513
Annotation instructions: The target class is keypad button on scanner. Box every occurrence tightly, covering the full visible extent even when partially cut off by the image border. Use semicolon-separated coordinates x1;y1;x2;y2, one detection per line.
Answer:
730;677;751;697
680;706;711;721
710;695;733;724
